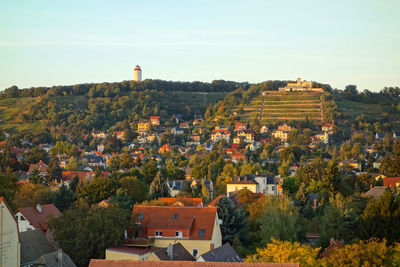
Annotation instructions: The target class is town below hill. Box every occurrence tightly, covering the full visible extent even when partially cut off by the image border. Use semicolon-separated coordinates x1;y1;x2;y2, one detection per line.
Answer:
1;79;400;266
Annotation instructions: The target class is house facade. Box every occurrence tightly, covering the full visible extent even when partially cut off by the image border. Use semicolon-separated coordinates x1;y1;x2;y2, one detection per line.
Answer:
0;197;20;267
128;206;222;258
15;203;62;233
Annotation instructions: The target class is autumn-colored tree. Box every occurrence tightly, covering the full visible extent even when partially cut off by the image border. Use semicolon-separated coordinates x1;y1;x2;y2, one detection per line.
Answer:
246;239;319;267
319;239;392;267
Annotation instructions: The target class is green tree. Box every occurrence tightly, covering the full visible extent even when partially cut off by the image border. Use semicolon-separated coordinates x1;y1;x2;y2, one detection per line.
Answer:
142;160;158;183
30;168;43;184
361;189;400;244
50;206;131;267
120;176;149;204
149;171;170;199
52;184;75;212
217;197;247;244
48;159;62;182
0;172;19;210
76;177;116;205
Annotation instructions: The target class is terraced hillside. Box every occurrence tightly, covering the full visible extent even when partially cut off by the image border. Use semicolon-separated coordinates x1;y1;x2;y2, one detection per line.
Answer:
238;91;323;122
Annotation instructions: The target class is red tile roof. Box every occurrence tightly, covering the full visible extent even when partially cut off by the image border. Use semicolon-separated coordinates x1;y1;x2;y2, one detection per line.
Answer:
89;260;299;267
16;204;62;232
159;197;203;207
28;160;48;173
382;177;400;188
132;206;217;240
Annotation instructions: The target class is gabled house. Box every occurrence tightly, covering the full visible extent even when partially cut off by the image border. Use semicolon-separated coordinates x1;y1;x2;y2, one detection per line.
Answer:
260;125;268;134
234;122;246;132
0;196;20;267
15;203;62;233
230;151;246;163
271;130;289;142
128;206;222;258
159;144;172;154
211;131;230;143
150;116;160;126
277;123;293;132
179;122;189;129
28;160;48;176
197;243;242;262
237;130;254;143
322;123;333;134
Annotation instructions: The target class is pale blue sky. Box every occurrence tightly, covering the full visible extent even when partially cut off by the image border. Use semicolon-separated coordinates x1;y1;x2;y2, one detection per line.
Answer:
1;0;399;91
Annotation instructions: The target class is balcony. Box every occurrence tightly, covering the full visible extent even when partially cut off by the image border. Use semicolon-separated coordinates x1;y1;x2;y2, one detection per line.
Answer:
122;238;155;247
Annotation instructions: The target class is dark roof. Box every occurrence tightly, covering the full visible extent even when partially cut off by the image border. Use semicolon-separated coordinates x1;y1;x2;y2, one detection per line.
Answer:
199;243;242;262
153;243;195;261
89;260;299;267
34;250;77;267
20;230;55;265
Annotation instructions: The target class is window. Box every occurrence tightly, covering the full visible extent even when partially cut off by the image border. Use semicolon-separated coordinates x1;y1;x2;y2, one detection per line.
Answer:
138;213;144;220
199;229;205;238
172;213;178;219
175;231;182;237
20;216;26;221
192;248;198;257
155;231;162;237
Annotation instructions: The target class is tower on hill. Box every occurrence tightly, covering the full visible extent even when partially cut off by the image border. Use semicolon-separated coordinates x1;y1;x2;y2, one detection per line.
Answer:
133;65;142;82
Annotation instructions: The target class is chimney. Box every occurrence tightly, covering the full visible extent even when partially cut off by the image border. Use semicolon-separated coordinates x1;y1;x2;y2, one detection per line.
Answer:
57;249;63;265
167;244;173;260
36;203;42;213
210;244;215;251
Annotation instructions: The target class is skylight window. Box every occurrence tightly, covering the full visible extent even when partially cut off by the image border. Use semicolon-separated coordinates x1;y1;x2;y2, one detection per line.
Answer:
199;229;205;237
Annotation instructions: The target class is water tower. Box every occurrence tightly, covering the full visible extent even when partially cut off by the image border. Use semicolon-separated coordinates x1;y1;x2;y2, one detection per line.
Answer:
133;65;142;82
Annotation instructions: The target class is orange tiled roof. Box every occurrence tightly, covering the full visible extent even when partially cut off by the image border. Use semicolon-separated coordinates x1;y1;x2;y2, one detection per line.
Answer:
382;177;400;188
28;160;48;173
159;197;203;207
132;206;217;240
89;260;300;267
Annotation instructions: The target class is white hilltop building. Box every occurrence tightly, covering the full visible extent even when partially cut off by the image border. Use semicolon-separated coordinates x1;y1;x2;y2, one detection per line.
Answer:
133;65;142;82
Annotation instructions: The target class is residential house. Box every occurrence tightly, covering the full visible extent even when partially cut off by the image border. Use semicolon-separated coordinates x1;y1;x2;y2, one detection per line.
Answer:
188;134;201;146
83;152;106;168
15;203;62;233
322;123;334;134
138;121;151;132
33;250;76;267
277;123;293;132
167;181;191;197
338;160;361;171
314;132;329;144
171;127;185;135
28;160;48;176
271;130;289;142
211;131;230;143
179;122;189;129
237;130;254;143
92;132;108;139
106;247;154;261
230;151;246;163
375;132;386;140
373;158;382;169
97;143;105;152
114;131;125;140
150;116;160;126
234;122;246;132
147;243;195;261
159;144;173;154
0;196;20;267
197;243;242;262
260;125;268;134
226;177;258;197
127;206;222;258
191;179;214;199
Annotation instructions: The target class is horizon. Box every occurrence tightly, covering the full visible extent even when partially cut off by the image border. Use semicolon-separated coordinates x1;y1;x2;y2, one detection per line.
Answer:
1;0;399;92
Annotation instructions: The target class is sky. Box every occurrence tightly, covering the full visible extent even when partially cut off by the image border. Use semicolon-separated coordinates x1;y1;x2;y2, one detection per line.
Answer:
0;0;399;92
